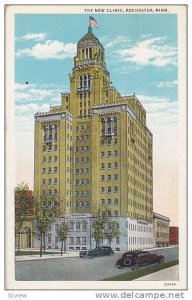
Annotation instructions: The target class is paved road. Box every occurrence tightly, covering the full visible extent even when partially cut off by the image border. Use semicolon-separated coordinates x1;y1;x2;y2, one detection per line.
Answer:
15;246;178;281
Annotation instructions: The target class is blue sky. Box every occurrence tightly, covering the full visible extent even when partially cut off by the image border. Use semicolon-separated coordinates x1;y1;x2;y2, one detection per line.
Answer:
15;13;178;225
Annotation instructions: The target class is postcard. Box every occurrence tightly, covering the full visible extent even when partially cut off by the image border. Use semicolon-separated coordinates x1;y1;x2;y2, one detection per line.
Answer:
5;4;187;291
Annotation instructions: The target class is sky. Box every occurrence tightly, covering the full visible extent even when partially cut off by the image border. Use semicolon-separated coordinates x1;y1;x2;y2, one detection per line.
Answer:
15;13;178;225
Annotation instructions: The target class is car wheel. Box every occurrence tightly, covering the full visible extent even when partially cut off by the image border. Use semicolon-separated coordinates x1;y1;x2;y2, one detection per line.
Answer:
132;263;139;270
124;259;132;267
159;257;164;264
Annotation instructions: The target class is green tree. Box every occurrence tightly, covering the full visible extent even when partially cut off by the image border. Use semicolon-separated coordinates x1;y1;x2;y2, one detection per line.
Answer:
57;221;69;256
92;209;108;247
104;221;121;247
34;194;59;257
15;182;34;253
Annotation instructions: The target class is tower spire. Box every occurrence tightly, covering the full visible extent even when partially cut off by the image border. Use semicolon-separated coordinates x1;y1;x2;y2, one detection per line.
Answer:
88;25;92;33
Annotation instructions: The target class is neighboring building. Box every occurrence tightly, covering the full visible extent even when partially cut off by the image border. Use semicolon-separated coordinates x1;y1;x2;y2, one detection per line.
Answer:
34;25;154;250
15;188;34;249
153;213;170;247
169;226;179;245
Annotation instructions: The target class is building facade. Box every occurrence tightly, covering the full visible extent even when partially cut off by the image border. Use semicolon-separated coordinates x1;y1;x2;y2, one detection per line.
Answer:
153;212;170;247
169;226;179;245
34;26;154;250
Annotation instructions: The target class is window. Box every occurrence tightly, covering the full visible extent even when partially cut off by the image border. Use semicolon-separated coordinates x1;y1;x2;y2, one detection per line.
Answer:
114;162;118;169
42;157;46;163
101;199;105;205
101;138;105;146
114;150;118;157
114;174;118;181
48;236;51;243
107;138;112;145
101;187;105;193
114;138;118;144
68;222;74;231
82;237;86;244
108;163;111;169
114;186;118;193
101;151;105;158
107;174;111;181
48;178;51;185
107;199;111;205
76;222;80;230
82;221;87;231
42;146;46;152
48;167;51;174
114;211;119;217
114;198;119;205
69;237;74;245
107;151;111;157
115;237;120;244
53;167;57;174
101;175;105;181
54;145;57;151
101;163;105;170
55;237;58;243
48;145;52;152
42;179;46;185
108;187;112;193
54;156;57;162
76;237;80;245
42;168;46;174
54;189;57;195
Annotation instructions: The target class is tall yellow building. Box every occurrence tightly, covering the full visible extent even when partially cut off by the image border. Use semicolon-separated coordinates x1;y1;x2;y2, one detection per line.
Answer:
34;26;153;224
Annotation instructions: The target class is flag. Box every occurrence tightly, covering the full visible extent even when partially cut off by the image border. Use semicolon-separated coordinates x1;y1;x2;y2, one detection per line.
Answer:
89;16;98;28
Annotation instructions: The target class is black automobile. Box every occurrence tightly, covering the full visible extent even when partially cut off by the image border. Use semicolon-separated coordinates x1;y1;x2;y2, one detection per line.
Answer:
116;250;165;269
79;246;114;258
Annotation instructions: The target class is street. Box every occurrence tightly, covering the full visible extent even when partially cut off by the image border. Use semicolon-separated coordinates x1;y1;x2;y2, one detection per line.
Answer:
15;246;178;281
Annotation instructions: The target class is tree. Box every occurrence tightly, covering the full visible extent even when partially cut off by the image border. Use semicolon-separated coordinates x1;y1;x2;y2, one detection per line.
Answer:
34;194;59;257
15;182;34;252
57;221;69;256
104;221;121;247
91;209;108;247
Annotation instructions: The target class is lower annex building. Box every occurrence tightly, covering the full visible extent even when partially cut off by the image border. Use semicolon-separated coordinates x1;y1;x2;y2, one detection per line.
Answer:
34;25;154;251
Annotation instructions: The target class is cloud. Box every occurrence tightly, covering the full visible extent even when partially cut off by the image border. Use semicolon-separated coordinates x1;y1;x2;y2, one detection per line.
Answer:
16;40;76;60
104;35;129;49
21;32;47;41
15;83;62;103
116;37;177;67
154;80;178;88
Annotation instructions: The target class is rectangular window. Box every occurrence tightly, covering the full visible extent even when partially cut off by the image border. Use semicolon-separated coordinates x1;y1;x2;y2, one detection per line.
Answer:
54;145;57;151
101;175;105;181
101;151;105;158
101;187;105;193
114;211;119;217
107;187;112;193
114;198;119;205
108;163;111;169
107;151;111;157
114;150;118;157
114;138;118;144
48;156;51;163
108;174;111;181
82;237;86;244
114;174;118;181
53;156;57;162
42;168;46;174
76;237;80;245
42;179;46;185
69;237;74;245
48;145;52;152
42;157;46;162
42;146;46;152
48;178;51;185
53;167;57;174
107;138;112;145
114;186;118;193
114;162;118;169
107;199;111;205
101;199;105;205
101;163;105;170
115;237;120;244
48;167;51;174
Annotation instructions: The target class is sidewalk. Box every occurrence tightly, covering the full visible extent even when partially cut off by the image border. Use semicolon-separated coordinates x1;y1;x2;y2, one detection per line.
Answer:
15;251;79;262
135;265;179;281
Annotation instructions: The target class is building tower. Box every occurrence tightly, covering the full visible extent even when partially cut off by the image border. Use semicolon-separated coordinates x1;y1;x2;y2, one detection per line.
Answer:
34;25;153;250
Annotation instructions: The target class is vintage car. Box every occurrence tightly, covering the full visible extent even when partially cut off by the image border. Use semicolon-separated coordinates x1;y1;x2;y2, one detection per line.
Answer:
116;250;165;269
79;246;114;258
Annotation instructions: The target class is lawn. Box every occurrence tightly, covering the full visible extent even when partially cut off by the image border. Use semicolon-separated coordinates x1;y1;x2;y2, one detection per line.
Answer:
103;260;179;281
